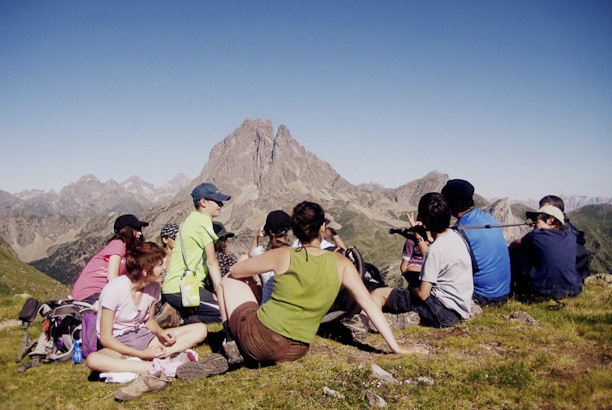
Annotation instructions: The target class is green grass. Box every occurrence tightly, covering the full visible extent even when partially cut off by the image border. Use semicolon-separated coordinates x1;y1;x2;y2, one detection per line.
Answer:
1;276;611;409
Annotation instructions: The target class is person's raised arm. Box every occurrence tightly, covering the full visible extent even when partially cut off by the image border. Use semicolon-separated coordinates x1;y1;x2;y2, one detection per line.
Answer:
230;247;291;280
339;256;428;355
248;226;265;257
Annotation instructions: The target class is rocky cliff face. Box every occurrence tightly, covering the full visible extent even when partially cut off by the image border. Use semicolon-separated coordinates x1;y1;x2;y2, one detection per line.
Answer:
8;119;539;285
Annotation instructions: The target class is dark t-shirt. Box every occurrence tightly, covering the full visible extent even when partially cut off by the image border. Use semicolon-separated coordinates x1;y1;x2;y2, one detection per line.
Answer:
522;229;582;298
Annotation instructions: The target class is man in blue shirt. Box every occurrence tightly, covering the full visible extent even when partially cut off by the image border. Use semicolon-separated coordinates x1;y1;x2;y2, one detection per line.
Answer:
441;179;511;306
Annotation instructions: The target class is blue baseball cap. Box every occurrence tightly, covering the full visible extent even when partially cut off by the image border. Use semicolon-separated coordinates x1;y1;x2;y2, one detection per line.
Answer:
191;183;231;202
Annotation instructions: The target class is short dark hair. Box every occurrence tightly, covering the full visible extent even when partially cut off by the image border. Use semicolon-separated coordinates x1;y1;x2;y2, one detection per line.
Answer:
441;179;475;213
291;201;325;244
126;242;166;282
539;195;565;213
417;192;450;235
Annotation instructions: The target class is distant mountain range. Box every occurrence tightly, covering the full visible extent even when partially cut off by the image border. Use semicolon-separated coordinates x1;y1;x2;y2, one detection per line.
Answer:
0;174;191;263
0;118;609;288
511;196;612;213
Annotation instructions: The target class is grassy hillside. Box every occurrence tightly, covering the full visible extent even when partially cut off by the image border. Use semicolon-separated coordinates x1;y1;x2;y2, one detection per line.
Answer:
568;204;612;274
0;276;610;409
0;236;69;300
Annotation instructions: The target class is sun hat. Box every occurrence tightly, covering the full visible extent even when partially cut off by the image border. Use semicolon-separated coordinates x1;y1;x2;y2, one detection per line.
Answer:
264;210;291;234
324;212;342;230
114;214;149;233
160;223;179;240
526;205;565;225
213;222;235;239
191;183;231;202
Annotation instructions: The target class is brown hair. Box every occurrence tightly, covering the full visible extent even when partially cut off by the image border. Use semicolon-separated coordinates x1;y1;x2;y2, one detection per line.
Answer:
539;195;565;213
111;225;144;252
536;213;564;230
126;242;166;282
291;201;325;244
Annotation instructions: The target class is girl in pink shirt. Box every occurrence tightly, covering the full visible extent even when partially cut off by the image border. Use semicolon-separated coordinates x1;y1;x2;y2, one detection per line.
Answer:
72;214;148;302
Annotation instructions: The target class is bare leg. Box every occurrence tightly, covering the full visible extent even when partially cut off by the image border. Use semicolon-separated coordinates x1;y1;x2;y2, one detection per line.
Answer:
370;287;393;310
86;349;153;374
218;275;258;323
148;323;207;358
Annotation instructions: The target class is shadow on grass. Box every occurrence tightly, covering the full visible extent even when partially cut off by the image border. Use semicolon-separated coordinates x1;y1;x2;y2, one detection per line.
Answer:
317;321;386;354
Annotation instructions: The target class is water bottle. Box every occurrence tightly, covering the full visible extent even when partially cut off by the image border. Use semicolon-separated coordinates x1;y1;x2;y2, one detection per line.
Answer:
72;340;83;364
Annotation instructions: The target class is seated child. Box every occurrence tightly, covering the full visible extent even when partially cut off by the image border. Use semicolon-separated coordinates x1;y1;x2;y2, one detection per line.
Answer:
86;242;210;399
538;195;590;281
400;211;429;288
370;193;473;328
249;210;291;305
510;205;582;300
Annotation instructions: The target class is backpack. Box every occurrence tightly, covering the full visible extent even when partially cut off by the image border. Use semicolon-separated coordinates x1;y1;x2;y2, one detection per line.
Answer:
16;298;96;372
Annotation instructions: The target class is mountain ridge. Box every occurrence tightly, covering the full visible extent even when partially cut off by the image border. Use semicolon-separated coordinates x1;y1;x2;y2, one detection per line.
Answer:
0;119;608;286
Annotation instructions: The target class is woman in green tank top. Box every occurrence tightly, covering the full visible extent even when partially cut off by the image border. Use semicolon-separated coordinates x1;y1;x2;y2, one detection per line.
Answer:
185;202;428;371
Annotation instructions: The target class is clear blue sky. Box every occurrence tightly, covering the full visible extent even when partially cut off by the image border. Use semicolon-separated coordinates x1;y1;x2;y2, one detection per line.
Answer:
1;1;611;200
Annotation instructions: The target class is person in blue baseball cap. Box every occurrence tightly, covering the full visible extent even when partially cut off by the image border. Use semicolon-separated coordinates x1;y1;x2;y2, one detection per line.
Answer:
162;183;231;326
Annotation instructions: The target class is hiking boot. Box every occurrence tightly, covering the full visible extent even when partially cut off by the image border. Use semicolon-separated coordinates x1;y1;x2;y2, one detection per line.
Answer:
114;370;170;402
176;353;229;381
151;350;198;378
222;340;244;365
341;314;369;342
381;312;420;330
155;302;181;328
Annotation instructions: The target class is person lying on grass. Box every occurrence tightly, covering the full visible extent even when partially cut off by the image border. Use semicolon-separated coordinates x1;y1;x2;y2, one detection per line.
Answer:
176;201;427;380
86;242;207;376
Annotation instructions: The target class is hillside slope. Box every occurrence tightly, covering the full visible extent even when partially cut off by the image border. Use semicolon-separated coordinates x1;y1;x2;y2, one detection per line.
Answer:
568;204;612;274
0;236;69;300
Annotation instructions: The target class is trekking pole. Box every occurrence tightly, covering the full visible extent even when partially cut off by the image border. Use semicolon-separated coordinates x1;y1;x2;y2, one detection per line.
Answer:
455;220;535;230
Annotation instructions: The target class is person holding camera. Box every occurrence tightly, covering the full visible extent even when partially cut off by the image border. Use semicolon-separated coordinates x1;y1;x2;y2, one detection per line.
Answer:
369;193;473;328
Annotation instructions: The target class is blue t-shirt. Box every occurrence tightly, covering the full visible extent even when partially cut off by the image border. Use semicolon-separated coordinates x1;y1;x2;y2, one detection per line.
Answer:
522;229;582;298
457;209;511;298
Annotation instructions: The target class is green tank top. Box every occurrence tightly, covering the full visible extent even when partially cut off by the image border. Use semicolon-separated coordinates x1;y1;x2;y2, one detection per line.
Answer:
257;248;340;344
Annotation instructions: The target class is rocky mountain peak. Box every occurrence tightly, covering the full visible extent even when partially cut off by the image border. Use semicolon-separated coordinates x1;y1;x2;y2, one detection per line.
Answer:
196;119;352;202
391;171;450;208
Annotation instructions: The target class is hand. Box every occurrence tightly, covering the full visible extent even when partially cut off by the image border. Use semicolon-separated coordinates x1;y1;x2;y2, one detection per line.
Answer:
394;344;430;355
257;225;266;238
406;212;418;228
157;329;177;347
141;344;167;359
412;225;427;239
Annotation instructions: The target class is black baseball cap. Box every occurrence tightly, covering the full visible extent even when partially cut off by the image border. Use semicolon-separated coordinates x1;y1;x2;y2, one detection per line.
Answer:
114;214;149;233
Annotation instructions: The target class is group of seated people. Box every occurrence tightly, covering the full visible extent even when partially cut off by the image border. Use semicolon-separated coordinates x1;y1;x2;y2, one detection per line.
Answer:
68;180;588;400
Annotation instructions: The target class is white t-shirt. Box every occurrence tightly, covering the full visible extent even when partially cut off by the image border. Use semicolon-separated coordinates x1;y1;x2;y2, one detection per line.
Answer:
96;275;161;338
291;238;334;249
420;230;473;319
252;245;276;305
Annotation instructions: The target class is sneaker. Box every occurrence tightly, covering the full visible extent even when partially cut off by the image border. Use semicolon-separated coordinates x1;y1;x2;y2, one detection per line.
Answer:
222;340;244;365
155;302;181;328
114;370;170;402
341;314;369;342
176;353;229;381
